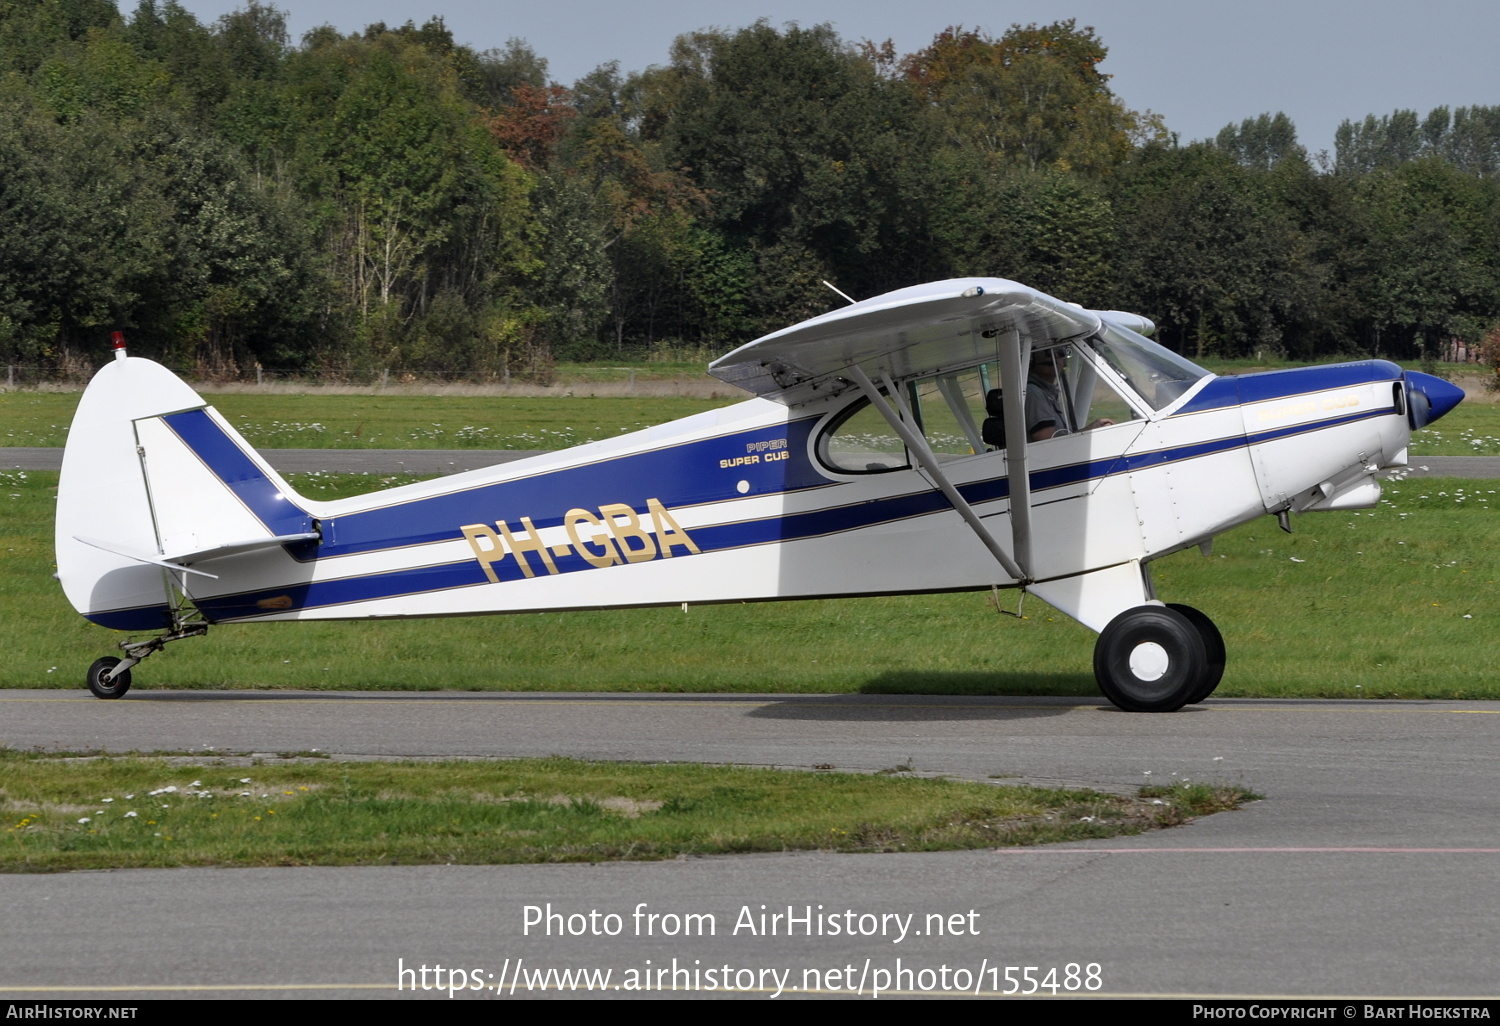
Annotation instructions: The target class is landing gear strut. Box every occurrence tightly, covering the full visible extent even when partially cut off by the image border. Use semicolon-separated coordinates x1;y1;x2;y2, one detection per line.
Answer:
1093;603;1223;712
83;620;207;699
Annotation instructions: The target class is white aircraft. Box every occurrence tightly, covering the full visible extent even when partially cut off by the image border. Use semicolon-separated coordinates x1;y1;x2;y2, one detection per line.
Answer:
55;278;1463;710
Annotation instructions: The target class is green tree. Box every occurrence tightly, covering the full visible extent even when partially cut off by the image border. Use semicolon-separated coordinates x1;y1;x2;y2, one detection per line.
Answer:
643;21;939;329
471;37;548;109
32;23;170;121
1446;106;1500;178
1337;105;1500;179
1113;143;1315;359
280;30;535;357
124;1;232;118
0;103;143;364
0;0;118;77
899;22;1160;176
528;169;609;357
1344;158;1500;359
1214;112;1303;171
560;60;741;351
932;158;1118;305
130;115;322;372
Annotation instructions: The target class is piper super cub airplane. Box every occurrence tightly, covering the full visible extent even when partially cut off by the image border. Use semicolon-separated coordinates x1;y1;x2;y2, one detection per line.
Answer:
55;278;1464;711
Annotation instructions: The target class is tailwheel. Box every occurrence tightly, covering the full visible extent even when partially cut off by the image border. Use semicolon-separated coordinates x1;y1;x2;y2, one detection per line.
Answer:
86;657;131;700
1093;605;1207;712
82;620;208;700
1167;603;1225;704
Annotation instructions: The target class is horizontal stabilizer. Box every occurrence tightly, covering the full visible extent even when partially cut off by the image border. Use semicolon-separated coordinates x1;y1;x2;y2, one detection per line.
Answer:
73;530;322;580
73;535;219;580
165;532;321;564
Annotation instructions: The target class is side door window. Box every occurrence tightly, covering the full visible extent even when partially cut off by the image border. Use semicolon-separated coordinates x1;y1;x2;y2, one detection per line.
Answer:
1025;345;1143;443
817;345;1147;474
818;397;910;474
908;365;992;459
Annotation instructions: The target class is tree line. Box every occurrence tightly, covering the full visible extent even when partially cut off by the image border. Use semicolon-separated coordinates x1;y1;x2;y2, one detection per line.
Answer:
2;0;1497;380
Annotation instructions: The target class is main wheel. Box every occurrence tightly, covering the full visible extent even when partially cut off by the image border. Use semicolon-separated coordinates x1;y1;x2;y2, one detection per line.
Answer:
86;657;131;700
1168;603;1225;704
1093;605;1207;712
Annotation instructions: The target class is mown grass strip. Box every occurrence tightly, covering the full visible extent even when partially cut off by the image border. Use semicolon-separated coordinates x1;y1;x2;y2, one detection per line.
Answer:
0;752;1253;872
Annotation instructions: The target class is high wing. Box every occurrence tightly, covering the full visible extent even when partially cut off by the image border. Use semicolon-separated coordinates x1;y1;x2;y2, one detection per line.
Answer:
709;277;1154;583
708;277;1150;404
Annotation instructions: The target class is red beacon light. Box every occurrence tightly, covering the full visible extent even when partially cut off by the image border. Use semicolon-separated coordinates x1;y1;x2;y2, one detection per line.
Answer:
110;331;127;362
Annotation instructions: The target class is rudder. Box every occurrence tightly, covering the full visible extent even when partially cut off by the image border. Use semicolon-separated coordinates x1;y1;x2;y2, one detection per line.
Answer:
55;357;314;629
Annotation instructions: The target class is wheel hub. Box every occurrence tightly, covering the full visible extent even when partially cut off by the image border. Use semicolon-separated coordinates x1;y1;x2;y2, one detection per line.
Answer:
1127;641;1170;681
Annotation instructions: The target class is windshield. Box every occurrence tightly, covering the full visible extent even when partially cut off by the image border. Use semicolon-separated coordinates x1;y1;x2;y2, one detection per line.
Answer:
1085;322;1210;411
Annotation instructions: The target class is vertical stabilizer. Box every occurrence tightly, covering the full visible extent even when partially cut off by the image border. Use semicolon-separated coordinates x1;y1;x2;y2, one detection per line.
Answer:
55;358;312;629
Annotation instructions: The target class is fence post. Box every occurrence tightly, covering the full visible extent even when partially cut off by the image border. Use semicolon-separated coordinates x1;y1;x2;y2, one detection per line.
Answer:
5;365;12;389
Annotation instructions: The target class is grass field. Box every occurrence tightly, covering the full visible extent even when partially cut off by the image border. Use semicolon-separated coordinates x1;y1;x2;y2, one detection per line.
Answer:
0;390;733;450
3;366;1498;454
0;752;1251;871
4;467;1496;699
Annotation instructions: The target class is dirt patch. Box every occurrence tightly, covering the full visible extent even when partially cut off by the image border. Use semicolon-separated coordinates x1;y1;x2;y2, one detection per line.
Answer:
1450;374;1496;400
597;797;665;817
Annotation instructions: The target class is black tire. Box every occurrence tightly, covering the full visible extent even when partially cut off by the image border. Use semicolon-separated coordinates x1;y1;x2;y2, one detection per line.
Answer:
1168;603;1225;704
1093;605;1207;712
87;657;131;700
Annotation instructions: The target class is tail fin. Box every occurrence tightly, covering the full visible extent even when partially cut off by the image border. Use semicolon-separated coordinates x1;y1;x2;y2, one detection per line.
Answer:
56;357;315;629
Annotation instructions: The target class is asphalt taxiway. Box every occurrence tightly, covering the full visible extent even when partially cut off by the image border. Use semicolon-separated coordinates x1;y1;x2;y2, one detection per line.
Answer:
1;691;1496;1000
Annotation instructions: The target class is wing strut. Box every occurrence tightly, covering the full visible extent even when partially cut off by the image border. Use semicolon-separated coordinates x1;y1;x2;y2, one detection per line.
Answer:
846;364;1029;584
997;328;1034;576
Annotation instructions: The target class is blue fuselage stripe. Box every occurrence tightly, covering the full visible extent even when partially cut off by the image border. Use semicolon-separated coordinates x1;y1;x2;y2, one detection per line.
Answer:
192;402;1401;622
84;603;175;630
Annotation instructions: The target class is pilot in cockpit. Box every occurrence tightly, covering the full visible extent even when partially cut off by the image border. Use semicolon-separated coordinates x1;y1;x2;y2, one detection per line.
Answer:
1026;349;1114;441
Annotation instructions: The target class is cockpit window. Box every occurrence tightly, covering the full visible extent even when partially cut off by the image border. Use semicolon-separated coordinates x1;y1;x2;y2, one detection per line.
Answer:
817;325;1201;473
1085;322;1210;411
1028;344;1142;441
910;368;990;458
818;368;992;474
818;397;910;473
